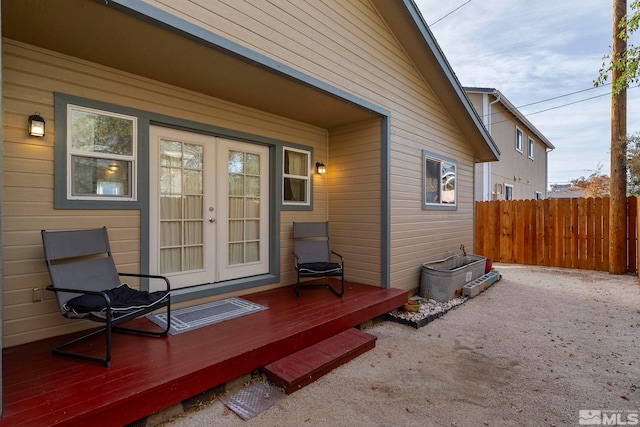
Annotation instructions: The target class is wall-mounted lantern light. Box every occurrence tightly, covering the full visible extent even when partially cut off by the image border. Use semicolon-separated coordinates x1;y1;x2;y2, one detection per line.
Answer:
28;113;46;137
315;162;326;175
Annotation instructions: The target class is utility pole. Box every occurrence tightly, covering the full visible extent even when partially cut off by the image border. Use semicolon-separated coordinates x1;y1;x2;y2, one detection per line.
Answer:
610;0;628;274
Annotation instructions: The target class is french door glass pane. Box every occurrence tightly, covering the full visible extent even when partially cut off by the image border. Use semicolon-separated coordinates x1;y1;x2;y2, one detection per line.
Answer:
227;150;261;266
159;138;204;274
160;222;181;246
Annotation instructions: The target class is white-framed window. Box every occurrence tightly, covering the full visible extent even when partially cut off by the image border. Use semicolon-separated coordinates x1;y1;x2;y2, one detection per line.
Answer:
515;127;523;153
505;184;514;200
67;105;136;200
535;191;543;199
528;137;535;159
423;150;457;209
283;147;310;206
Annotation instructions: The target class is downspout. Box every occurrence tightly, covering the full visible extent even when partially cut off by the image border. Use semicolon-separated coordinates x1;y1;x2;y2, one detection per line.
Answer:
483;91;501;200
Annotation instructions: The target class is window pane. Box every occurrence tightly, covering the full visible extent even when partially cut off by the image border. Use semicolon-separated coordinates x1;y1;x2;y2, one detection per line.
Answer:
71;109;133;155
246;242;259;263
160;167;181;194
229;197;244;219
160;248;181;274
284;177;306;202
246;153;260;175
441;162;456;204
228;151;244;173
160;140;182;167
184;221;202;245
246;198;260;218
284;150;308;175
184;246;203;270
71;156;131;197
184;195;202;219
184;144;203;169
229;243;244;265
160;221;181;246
229;174;244;196
160;195;182;219
245;220;259;240
184;170;202;194
424;158;440;204
245;176;260;197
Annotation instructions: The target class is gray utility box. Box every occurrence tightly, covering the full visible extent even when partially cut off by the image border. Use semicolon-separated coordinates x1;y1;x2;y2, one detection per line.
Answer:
420;255;486;302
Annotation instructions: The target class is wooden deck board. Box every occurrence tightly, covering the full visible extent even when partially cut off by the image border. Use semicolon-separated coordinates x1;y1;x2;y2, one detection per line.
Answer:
0;281;407;426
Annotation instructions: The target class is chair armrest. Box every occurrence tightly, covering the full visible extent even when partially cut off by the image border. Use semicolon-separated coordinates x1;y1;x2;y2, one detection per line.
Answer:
118;272;171;292
331;251;344;264
292;252;301;266
45;286;114;310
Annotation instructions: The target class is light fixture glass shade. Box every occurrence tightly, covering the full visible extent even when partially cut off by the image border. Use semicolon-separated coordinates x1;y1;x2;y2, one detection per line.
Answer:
316;162;326;174
28;113;46;137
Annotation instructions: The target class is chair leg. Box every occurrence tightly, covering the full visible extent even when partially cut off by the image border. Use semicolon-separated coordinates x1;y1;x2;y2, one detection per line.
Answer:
295;272;344;299
295;271;302;299
326;272;345;298
52;326;112;367
52;303;171;367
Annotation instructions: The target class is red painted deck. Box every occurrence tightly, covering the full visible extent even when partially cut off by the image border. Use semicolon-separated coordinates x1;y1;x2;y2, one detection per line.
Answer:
0;281;407;427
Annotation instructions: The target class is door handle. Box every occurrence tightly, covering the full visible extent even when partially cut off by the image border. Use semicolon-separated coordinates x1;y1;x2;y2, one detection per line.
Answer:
209;217;215;223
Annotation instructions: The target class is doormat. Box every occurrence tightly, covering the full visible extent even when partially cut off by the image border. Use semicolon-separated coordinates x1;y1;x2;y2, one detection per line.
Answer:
220;381;286;421
147;297;267;335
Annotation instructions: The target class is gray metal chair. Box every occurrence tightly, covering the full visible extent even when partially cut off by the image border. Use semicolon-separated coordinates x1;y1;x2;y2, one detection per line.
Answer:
292;221;344;299
41;227;171;366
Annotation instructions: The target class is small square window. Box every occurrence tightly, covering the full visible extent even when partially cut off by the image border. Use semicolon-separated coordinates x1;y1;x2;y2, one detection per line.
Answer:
423;150;457;210
528;137;535;159
515;127;523;153
283;147;310;206
505;184;514;200
67;105;136;200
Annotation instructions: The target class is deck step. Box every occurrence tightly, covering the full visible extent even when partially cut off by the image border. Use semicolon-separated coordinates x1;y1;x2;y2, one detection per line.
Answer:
263;328;376;394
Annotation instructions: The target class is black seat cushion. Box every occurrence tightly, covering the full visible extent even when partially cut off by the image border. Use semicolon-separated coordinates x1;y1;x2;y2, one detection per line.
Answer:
64;284;168;315
298;262;342;274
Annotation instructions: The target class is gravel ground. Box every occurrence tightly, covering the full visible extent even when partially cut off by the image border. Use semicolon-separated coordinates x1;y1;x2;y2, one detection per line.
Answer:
162;264;640;427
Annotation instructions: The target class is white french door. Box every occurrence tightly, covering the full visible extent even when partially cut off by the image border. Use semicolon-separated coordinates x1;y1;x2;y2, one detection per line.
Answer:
149;127;269;290
216;138;269;281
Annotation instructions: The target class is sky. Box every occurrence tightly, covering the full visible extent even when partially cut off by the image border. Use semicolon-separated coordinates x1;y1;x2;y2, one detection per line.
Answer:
414;0;640;185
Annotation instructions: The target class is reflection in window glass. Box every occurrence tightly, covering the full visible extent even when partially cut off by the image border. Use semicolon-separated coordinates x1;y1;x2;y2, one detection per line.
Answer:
423;151;457;209
68;105;136;200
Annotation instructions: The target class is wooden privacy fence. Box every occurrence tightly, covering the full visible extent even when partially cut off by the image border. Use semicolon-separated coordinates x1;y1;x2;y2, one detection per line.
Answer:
475;197;638;274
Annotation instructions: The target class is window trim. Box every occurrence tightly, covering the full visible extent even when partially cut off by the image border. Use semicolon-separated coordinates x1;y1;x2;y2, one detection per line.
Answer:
505;184;514;200
535;191;543;199
282;146;311;207
515;127;523;153
66;104;138;201
528;137;535;159
422;150;457;211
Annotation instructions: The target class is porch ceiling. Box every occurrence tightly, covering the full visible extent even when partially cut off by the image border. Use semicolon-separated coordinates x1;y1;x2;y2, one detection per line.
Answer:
2;0;380;129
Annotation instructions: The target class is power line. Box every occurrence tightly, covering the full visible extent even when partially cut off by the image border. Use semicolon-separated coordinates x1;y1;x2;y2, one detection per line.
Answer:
488;86;640;126
515;83;611;109
429;1;472;26
519;92;611;117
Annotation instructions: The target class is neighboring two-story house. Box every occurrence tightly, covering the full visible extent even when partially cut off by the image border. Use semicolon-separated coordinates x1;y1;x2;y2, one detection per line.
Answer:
465;87;554;201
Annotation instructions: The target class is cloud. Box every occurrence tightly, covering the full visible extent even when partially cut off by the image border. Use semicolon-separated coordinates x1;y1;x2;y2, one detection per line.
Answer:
415;0;634;184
